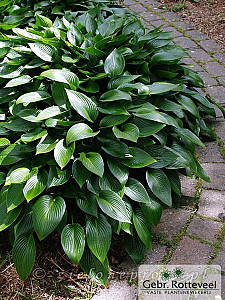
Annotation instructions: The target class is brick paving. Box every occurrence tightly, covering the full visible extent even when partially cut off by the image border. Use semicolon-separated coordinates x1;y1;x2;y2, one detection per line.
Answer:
92;0;225;298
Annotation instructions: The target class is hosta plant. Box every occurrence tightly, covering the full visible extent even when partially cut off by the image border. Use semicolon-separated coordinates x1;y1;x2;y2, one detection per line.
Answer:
0;1;217;286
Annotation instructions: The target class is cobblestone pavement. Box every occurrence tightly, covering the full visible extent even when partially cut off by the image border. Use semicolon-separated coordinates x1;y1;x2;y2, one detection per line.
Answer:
92;0;225;298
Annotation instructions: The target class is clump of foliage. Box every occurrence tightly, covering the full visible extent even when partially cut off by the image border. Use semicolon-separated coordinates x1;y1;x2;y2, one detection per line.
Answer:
0;0;216;286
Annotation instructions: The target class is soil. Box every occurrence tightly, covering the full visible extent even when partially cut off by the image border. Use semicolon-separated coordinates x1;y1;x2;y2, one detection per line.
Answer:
0;231;127;299
157;0;225;48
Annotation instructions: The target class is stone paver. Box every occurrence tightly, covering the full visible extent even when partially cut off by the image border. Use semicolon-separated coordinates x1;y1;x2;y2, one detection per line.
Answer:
222;275;225;299
212;242;225;272
213;52;225;64
180;175;196;198
186;216;223;241
205;62;225;77
182;57;203;72
196;142;224;162
187;48;212;62
92;280;138;300
186;29;209;40
152;209;191;240
169;236;214;264
214;121;225;141
201;163;225;190
205;86;225;105
174;36;197;49
217;76;225;87
199;72;218;87
199;40;222;52
198;189;225;219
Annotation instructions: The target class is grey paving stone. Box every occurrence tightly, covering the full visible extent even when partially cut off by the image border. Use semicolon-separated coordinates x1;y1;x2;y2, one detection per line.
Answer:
214;121;225;141
151;19;169;28
92;280;138;300
195;142;224;162
217;76;225;87
139;11;161;22
213;104;225;120
182;57;203;72
186;29;209;40
205;62;225;77
186;216;223;241
199;40;222;52
128;3;147;13
172;21;194;31
222;275;225;299
201;163;225;190
198;72;218;87
187;48;212;62
198;189;225;219
174;36;197;49
169;236;214;264
180;175;197;198
205;86;225;104
160;11;181;22
162;26;183;38
152;209;191;241
119;245;167;273
123;0;137;6
213;52;225;64
212;242;225;272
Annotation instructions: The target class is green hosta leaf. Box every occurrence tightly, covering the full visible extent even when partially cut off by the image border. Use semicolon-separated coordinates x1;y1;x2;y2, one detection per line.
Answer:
5;75;32;88
124;178;150;203
134;111;179;127
35;106;62;121
0;172;6;185
29;43;55;62
33;195;66;240
36;134;58;154
107;159;129;186
7;183;25;211
167;170;181;197
79;152;104;177
133;208;152;250
172;128;205;147
23;170;48;202
12;233;36;281
104;49;125;78
101;139;132;158
80;246;109;286
146;169;172;207
122;147;156;168
99;172;122;194
177;94;200;118
72;160;91;188
151;47;185;65
0;200;21;231
86;214;112;263
21;128;47;143
9;167;31;184
66;123;99;145
0;138;10;148
17;91;51;106
41;69;79;89
113;123;139;142
66;89;98;122
61;223;85;265
36;14;53;28
13;28;41;41
76;193;98;217
140;195;163;226
108;75;141;89
96;190;130;223
47;166;70;188
148;82;182;94
54;139;75;169
52;82;68;107
100;115;130;128
100;89;131;102
124;231;146;264
14;212;34;240
131;118;165;137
